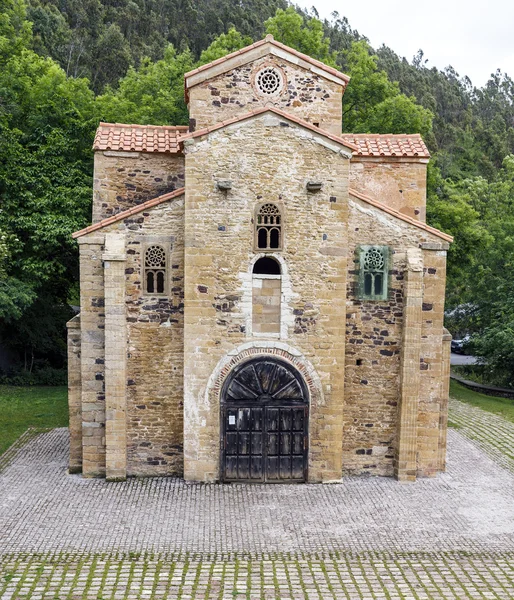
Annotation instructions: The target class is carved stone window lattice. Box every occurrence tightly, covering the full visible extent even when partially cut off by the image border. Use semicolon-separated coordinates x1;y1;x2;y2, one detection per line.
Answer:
144;245;167;295
256;203;282;250
358;245;389;301
256;67;282;96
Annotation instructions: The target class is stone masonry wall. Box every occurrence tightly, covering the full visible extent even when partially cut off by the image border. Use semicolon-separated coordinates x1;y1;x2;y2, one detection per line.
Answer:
93;151;185;223
183;114;350;483
66;315;82;473
344;196;448;477
417;245;448;476
78;236;106;477
252;275;281;335
349;158;428;222
188;54;343;135
91;198;185;477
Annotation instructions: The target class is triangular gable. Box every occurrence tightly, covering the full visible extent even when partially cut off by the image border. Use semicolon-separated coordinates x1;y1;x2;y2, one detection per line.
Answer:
72;188;185;239
180;106;359;154
349;189;453;243
184;35;350;101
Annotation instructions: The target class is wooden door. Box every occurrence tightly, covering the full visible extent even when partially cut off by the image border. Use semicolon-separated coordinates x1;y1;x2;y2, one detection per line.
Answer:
221;358;308;483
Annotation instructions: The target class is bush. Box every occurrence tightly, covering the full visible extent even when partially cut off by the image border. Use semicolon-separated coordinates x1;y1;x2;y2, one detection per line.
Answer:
0;366;67;386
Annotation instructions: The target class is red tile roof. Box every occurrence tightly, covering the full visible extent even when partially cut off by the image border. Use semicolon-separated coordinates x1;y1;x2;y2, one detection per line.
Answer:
72;188;185;239
93;123;189;153
93;121;429;160
179;106;360;151
342;134;430;158
184;35;350;95
349;189;452;242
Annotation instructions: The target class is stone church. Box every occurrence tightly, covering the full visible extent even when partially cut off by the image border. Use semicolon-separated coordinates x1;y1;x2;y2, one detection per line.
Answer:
67;35;453;484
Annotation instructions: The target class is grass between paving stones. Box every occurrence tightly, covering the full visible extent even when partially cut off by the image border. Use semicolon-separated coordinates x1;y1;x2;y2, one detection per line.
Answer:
0;385;68;456
0;552;513;599
450;379;514;423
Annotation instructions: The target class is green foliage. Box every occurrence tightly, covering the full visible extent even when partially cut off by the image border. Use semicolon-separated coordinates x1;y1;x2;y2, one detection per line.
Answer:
342;41;433;136
0;0;512;391
199;27;252;65
0;47;94;363
23;0;288;90
0;0;32;64
471;320;514;388
91;23;132;91
265;7;336;66
0;367;67;386
95;45;193;125
450;380;514;422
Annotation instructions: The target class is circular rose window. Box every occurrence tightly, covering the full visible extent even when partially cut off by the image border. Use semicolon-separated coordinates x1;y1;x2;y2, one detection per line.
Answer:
256;67;283;96
364;247;385;271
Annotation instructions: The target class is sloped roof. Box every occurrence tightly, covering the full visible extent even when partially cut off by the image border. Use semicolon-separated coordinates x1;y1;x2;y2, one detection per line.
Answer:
93;123;189;153
342;134;430;158
179;106;360;152
349;189;452;242
73;186;451;243
184;35;350;97
72;188;185;239
92;122;429;160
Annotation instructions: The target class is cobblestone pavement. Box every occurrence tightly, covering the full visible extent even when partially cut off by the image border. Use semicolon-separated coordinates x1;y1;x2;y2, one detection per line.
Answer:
0;398;513;598
449;398;514;472
1;551;513;599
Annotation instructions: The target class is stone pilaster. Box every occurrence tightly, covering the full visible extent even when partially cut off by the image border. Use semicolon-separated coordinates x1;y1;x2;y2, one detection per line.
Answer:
103;233;127;481
78;236;106;477
66;314;82;473
438;329;452;472
395;248;423;482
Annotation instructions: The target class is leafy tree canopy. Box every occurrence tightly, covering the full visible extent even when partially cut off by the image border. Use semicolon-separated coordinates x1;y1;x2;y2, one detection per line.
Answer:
265;6;336;66
0;0;513;385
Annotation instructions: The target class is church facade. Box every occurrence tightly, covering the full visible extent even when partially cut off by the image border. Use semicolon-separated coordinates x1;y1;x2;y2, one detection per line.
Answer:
67;35;453;483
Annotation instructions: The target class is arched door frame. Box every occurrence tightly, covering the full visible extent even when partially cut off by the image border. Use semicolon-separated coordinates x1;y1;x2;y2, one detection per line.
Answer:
220;356;310;483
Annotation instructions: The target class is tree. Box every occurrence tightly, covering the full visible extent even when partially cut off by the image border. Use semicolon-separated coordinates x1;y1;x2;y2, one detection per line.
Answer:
342;41;433;136
95;44;193;125
91;23;132;92
265;7;337;66
0;0;31;64
0;48;95;366
198;27;252;65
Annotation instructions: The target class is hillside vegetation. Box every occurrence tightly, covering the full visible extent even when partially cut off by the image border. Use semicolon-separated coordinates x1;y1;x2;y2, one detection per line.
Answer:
1;1;513;385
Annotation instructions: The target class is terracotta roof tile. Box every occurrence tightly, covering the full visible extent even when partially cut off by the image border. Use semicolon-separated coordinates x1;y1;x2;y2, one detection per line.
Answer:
184;35;350;90
93;123;189;153
179;106;360;151
342;134;430;158
349;188;452;242
72;188;185;239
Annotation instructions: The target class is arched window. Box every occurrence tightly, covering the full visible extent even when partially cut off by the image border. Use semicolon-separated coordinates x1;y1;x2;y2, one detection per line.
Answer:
144;245;167;295
357;246;390;301
253;256;281;275
252;256;281;335
256;204;282;250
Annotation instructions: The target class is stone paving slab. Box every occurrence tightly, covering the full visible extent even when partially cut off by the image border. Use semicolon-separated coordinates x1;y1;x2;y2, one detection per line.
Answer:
449;399;514;472
0;551;513;599
1;424;514;555
0;398;514;598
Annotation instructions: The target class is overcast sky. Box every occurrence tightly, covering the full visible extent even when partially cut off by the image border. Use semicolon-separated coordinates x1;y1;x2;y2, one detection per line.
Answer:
303;0;514;87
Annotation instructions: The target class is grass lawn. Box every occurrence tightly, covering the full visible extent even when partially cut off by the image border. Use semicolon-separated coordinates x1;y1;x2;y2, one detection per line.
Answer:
450;379;514;423
0;386;68;456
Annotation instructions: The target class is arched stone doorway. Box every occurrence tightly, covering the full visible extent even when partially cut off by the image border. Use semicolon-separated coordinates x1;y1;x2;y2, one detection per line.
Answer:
221;357;309;483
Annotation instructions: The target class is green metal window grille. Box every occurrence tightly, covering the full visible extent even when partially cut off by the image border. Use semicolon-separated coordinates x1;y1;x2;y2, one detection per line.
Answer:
357;245;390;301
